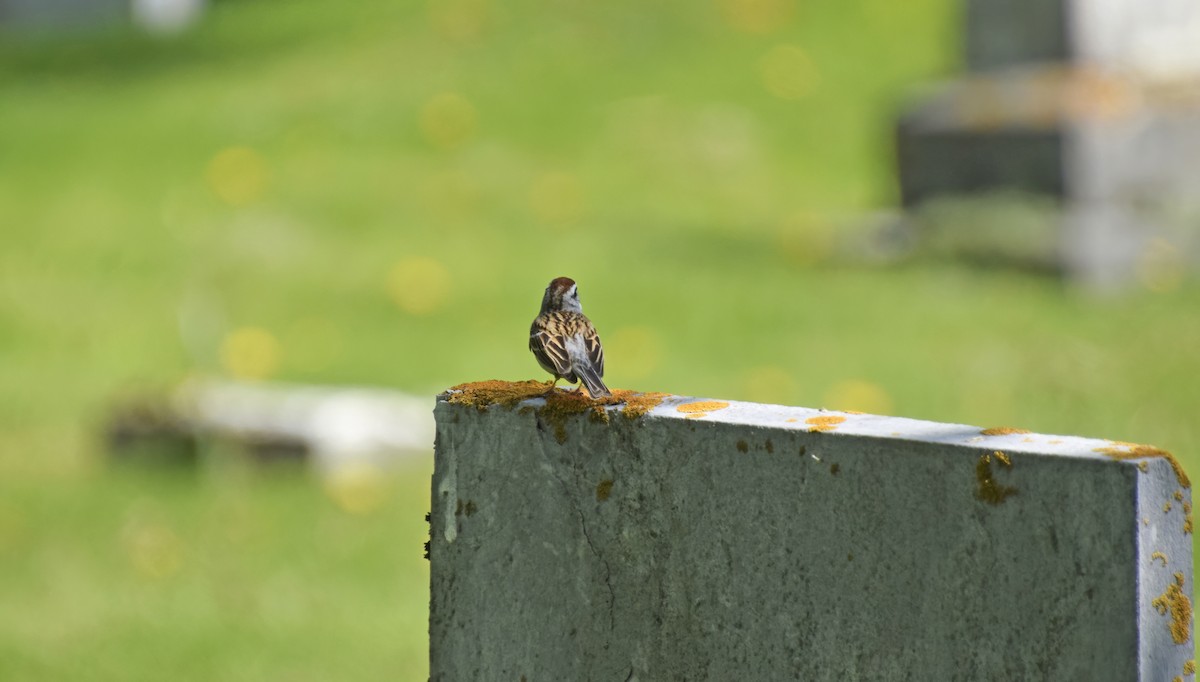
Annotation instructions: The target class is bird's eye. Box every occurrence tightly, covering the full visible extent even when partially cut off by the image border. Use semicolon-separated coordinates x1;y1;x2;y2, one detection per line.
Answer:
572;290;579;299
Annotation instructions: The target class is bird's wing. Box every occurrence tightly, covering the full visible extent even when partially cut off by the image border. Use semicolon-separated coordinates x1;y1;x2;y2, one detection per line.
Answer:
531;317;573;377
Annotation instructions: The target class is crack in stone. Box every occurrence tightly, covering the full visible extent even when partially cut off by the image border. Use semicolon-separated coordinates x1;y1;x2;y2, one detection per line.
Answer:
578;494;617;633
532;420;617;633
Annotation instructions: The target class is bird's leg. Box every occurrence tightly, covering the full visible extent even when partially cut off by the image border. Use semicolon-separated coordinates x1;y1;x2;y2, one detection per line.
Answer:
544;377;559;395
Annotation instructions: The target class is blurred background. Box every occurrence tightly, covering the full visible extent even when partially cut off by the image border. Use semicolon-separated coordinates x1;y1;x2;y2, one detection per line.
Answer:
1;0;1198;678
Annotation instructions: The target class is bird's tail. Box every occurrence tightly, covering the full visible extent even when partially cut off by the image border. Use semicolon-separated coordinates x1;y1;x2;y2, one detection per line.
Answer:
576;363;611;399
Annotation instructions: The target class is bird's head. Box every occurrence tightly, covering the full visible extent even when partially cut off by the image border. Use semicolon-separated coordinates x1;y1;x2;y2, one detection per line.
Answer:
541;276;582;314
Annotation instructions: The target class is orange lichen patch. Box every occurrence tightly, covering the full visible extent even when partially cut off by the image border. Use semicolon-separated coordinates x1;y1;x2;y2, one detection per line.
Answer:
1184;660;1195;675
677;400;730;420
541;389;668;441
1152;551;1169;567
976;451;1017;505
615;390;670;419
444;379;557;409
1048;439;1062;444
1095;441;1191;489
445;381;667;417
785;418;798;423
843;410;865;415
1165;502;1174;513
539;390;612;443
677;400;729;415
595;479;613;502
443;380;669;443
806;415;846;432
1151;572;1193;645
1185;503;1193;535
736;440;749;454
1139;462;1151;473
981;427;1031;436
1175;491;1185;502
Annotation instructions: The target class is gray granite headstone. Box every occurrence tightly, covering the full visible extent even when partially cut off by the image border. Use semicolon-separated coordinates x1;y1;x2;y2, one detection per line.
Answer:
430;388;1195;680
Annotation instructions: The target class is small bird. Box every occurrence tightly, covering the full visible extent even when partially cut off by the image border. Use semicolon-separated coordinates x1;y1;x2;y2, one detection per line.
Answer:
529;277;611;399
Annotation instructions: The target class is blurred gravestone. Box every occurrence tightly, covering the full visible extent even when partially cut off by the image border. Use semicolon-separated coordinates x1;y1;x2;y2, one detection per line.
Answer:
0;0;128;29
897;0;1200;291
0;0;204;34
104;379;434;476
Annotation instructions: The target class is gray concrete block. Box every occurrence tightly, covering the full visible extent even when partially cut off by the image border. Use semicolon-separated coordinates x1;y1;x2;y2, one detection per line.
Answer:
966;0;1067;72
965;0;1200;77
429;385;1195;681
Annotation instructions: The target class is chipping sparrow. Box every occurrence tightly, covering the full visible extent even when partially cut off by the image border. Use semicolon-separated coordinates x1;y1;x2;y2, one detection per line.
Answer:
529;277;611;398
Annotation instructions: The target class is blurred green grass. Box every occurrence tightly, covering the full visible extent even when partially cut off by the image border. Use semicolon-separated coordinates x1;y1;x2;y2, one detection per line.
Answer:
0;460;431;681
1;0;1198;678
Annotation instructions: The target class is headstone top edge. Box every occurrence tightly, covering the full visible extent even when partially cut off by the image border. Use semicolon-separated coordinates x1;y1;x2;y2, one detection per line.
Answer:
436;380;1187;483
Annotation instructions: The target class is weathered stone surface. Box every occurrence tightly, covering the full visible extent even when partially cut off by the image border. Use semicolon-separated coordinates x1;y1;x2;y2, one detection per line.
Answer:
429;390;1194;681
